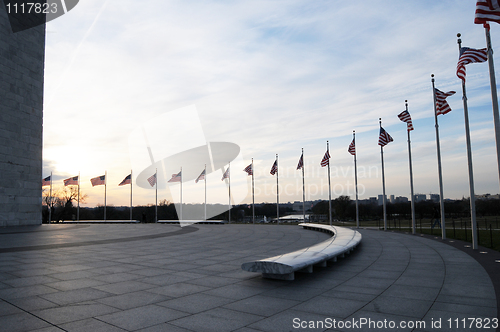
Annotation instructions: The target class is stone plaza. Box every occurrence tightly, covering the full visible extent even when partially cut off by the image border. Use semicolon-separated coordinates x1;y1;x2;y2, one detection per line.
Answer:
0;224;498;331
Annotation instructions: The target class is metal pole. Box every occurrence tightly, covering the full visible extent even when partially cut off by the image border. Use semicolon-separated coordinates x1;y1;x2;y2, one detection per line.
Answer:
77;171;80;222
155;168;157;222
405;101;416;234
484;27;500;193
380;119;387;231
457;34;478;249
302;148;306;223
130;169;133;221
228;163;231;223
353;131;359;228
180;167;182;221
327;141;332;226
431;75;447;240
48;171;52;223
252;158;255;224
276;154;279;224
104;170;107;222
204;164;207;222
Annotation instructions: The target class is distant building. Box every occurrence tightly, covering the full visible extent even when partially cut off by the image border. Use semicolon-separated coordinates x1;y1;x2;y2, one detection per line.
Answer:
476;194;500;200
377;195;387;206
395;196;408;203
390;195;395;204
428;194;440;202
414;194;426;202
292;201;303;212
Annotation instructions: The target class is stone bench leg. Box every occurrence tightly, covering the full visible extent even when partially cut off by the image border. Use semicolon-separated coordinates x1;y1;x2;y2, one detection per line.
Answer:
297;265;313;273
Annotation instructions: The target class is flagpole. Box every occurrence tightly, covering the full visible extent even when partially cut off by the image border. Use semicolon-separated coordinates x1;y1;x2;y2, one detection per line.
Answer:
48;172;52;224
77;171;80;222
457;34;478;249
204;164;207;222
155;168;158;223
327;141;332;226
130;169;133;221
302;148;306;223
180;167;183;221
228;162;231;223
484;26;500;193
276;154;279;224
104;171;107;222
252;158;255;224
431;74;447;240
353;131;359;229
405;101;416;235
379;119;388;231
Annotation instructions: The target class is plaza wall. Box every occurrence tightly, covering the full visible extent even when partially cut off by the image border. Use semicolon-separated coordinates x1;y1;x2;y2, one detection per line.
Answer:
0;6;45;226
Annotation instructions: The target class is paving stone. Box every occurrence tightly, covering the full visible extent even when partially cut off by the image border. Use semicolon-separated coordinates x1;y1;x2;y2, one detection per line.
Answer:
33;302;119;325
97;290;173;310
39;287;113;305
170;307;263;332
157;293;235;314
0;312;50;332
96;304;188;330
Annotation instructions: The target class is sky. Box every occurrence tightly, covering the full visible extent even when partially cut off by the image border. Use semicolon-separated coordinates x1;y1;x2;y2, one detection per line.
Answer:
42;0;500;209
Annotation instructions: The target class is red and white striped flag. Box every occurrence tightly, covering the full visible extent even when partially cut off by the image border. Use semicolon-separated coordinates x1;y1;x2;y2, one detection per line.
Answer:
195;169;206;183
42;175;51;187
475;0;500;25
64;176;78;186
118;174;131;186
398;110;414;131
457;47;488;82
378;127;394;147
435;88;456;116
270;160;278;175
243;164;253;176
147;173;157;187
168;171;182;183
296;153;304;170
348;139;356;155
91;175;106;187
221;167;230;180
320;150;330;167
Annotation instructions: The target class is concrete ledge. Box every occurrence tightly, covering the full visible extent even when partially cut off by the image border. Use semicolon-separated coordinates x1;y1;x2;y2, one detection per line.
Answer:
241;223;362;280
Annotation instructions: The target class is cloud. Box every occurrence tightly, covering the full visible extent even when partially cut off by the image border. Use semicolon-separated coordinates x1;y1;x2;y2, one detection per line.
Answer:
43;1;500;207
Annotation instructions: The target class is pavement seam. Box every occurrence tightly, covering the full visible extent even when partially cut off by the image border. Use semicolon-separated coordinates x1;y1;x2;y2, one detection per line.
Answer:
0;297;68;331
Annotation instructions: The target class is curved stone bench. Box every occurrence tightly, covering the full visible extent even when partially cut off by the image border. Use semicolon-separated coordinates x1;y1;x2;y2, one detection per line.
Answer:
241;223;362;280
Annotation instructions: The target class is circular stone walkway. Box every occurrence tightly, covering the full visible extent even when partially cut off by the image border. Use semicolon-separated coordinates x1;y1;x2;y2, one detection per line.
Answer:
0;224;497;332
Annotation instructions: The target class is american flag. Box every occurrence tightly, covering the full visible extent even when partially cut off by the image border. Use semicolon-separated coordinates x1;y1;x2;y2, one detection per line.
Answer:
118;174;131;186
296;153;304;170
147;173;157;187
91;175;106;187
435;88;456;116
42;175;51;187
457;47;488;82
398;110;414;131
348;139;356;155
195;169;206;183
64;176;78;186
270;160;278;175
378;127;394;147
221;167;230;180
168;171;182;183
243;164;253;176
475;0;500;25
320;150;330;167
